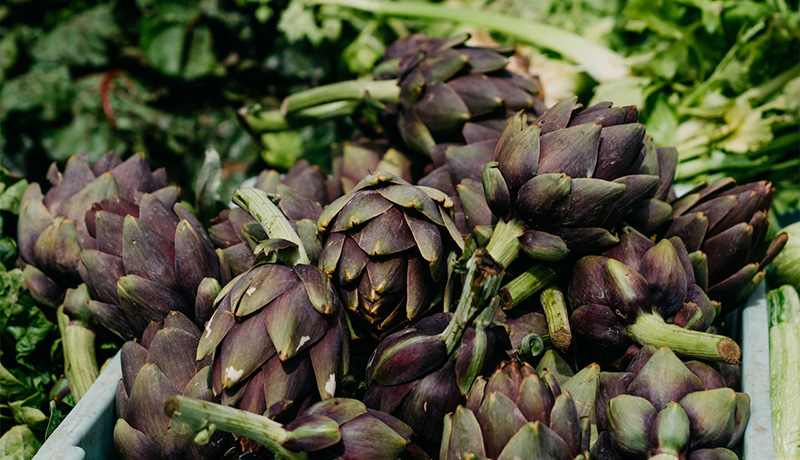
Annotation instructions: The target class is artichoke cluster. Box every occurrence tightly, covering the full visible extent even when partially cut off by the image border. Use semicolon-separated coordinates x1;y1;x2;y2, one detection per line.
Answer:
15;33;788;460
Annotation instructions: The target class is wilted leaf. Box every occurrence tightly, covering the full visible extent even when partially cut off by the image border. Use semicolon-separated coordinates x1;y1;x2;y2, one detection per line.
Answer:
30;5;119;67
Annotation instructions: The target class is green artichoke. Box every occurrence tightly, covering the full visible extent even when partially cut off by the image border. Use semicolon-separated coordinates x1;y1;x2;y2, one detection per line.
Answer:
440;360;600;460
663;179;788;312
198;188;349;419
18;153;166;306
166;395;430;460
114;311;230;460
482;97;677;267
79;188;225;339
318;171;464;335
592;347;750;460
378;34;545;155
569;226;740;364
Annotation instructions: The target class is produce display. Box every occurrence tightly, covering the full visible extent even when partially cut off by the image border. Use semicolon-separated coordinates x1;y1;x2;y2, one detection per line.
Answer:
1;1;797;459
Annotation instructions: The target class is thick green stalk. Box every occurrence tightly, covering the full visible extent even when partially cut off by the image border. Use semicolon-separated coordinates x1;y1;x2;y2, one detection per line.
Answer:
57;285;99;402
500;262;565;308
164;395;305;460
540;286;571;350
232;187;310;265
281;79;400;114
440;249;504;354
239;100;360;132
306;0;629;82
626;314;740;363
484;219;525;269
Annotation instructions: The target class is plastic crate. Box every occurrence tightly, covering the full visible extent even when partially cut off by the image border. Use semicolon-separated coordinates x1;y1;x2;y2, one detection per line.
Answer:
34;286;775;459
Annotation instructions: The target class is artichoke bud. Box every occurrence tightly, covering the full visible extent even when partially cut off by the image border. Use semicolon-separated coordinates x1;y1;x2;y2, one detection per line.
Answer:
515;173;571;227
560;363;600;420
32;217;82;285
194;277;221;327
607;394;657;456
596;371;635;431
535;349;574;386
679;388;737;449
651;402;691;455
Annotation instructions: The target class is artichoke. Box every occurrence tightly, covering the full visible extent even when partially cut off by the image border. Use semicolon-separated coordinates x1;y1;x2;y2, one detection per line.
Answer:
417;121;503;235
318;171;464;335
79;188;226;339
17;153;166;306
197;188;349;418
166;395;430;460
482;97;677;268
333;139;416;193
209;161;335;275
592;347;750;460
664;179;788;312
378;33;545;155
114;311;229;460
440;360;601;460
364;248;509;450
568;225;740;364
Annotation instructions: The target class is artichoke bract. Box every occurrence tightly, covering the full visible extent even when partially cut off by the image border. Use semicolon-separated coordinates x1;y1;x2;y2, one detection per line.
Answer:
318;171;464;335
79;188;226;339
17;153;166;306
440;360;600;460
664;178;787;312
568;225;740;365
592;347;750;460
482;97;677;268
378;34;546;156
197;188;349;419
166;395;430;460
114;311;230;460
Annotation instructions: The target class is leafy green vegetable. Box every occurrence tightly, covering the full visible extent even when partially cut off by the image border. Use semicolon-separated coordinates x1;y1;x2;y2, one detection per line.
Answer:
0;425;40;460
0;269;65;444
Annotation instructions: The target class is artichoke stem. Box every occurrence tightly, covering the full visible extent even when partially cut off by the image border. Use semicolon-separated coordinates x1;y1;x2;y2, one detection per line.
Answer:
540;286;572;350
281;79;400;114
56;306;99;401
239;100;361;132
164;395;305;460
233;187;310;265
626;314;741;363
500;262;565;309
441;249;504;354
485;219;525;268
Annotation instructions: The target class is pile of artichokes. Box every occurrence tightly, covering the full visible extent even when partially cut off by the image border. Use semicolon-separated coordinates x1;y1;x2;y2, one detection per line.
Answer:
17;34;787;460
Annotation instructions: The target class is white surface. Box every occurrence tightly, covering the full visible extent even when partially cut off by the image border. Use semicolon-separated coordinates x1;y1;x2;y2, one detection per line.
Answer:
34;353;121;460
741;282;776;460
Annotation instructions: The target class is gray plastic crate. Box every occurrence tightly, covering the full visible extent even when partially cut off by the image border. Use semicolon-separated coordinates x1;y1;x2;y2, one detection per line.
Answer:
33;286;775;459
